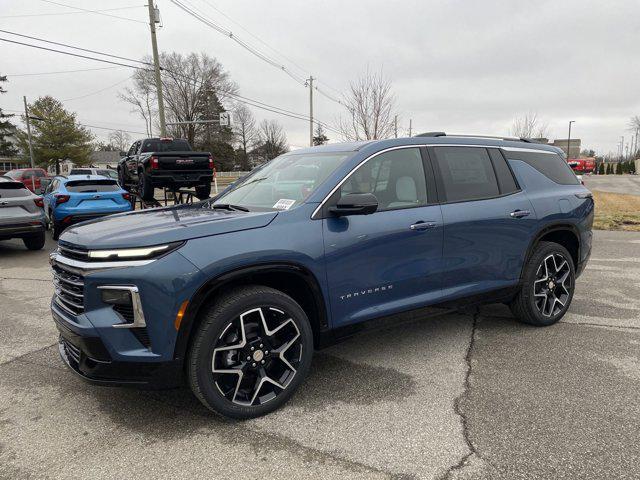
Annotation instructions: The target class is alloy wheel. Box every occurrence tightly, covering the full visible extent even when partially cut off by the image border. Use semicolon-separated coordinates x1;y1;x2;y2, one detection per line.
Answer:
533;253;572;317
211;307;302;406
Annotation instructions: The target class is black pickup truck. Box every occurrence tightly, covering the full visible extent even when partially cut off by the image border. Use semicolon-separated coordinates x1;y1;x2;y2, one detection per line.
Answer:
118;138;214;201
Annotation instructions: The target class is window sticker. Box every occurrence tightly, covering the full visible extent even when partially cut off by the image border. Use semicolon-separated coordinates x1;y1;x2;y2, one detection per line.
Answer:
273;199;296;210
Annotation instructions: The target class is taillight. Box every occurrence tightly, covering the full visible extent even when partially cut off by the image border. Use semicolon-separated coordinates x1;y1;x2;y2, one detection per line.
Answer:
33;197;44;208
122;193;131;201
208;155;214;169
150;156;159;169
55;194;70;205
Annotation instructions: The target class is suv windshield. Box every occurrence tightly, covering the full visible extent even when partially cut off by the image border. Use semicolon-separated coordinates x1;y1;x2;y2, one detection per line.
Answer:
66;180;120;192
141;139;191;153
214;152;349;210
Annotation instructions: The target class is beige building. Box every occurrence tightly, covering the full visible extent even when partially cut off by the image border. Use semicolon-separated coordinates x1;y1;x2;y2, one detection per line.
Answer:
551;139;581;159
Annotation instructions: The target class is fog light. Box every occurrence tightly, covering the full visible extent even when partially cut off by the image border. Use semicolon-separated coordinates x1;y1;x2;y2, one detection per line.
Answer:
101;288;131;305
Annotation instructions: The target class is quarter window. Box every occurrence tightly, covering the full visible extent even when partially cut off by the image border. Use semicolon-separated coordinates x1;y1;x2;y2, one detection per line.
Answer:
340;148;427;211
503;150;579;185
488;149;519;194
433;147;500;202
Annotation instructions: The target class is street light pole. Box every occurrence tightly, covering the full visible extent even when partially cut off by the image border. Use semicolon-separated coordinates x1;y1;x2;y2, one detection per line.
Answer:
147;1;166;137
567;120;575;159
22;96;36;188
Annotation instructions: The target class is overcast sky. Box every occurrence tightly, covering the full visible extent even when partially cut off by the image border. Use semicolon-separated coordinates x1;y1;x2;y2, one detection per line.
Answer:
2;0;639;155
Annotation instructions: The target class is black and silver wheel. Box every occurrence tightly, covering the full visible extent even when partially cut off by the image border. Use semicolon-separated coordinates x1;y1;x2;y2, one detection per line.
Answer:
510;241;575;326
188;285;313;419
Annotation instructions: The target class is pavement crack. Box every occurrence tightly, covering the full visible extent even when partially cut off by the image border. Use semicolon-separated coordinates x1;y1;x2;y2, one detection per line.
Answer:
439;312;482;480
561;321;640;331
0;342;58;367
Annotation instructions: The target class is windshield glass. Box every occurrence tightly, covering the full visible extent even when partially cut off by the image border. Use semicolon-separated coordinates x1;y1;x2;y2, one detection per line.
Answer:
5;170;22;179
214;152;349;211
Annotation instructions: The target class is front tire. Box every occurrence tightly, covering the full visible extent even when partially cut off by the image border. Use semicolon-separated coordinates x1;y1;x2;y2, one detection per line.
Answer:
51;218;63;241
23;232;46;250
510;241;575;326
188;285;313;419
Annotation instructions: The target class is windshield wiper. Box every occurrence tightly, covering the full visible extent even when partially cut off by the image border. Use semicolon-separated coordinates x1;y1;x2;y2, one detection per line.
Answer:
210;203;250;212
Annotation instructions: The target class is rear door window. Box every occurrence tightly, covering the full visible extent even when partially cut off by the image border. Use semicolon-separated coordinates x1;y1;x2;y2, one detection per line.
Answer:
503;150;579;185
65;180;120;192
432;147;500;202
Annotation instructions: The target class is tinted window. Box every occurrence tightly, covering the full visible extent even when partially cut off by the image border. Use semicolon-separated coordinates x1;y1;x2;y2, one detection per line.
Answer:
503;150;579;185
69;169;92;175
141;139;191;153
0;182;30;197
66;180;120;192
488;149;519;194
340;148;427;211
34;170;45;177
433;147;499;202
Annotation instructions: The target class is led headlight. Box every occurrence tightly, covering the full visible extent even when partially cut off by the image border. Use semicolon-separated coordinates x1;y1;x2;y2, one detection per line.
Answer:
87;241;184;261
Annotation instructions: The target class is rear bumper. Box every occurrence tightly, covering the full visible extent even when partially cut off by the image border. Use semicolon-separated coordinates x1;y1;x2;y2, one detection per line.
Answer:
55;208;131;226
149;170;212;187
0;222;45;239
52;304;183;389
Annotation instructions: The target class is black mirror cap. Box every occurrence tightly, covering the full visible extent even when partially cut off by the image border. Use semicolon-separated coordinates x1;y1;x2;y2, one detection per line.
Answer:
329;192;378;216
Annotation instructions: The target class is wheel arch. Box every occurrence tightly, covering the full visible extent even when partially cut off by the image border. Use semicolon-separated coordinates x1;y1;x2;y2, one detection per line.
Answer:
173;262;329;361
522;222;580;280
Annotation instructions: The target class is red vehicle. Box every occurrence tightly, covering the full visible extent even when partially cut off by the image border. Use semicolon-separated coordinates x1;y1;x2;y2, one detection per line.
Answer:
4;168;49;193
567;157;596;174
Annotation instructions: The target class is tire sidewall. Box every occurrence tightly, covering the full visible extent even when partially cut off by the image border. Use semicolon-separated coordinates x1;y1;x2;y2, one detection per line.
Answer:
522;242;576;326
190;288;313;419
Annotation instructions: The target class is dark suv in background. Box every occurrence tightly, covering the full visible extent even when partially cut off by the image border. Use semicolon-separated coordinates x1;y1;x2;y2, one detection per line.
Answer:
50;133;593;419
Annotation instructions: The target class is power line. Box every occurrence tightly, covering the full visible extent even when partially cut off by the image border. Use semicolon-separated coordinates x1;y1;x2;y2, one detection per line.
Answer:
0;5;144;19
63;76;133;102
37;0;146;24
6;66;122;77
0;29;153;68
0;37;150;70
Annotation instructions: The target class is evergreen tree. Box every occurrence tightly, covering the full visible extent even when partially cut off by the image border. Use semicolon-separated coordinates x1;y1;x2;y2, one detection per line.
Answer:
313;124;329;146
0;75;18;157
16;96;93;173
598;162;605;175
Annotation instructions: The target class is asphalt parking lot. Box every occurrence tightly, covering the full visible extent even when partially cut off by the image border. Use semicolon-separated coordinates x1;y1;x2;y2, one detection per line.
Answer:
1;230;639;479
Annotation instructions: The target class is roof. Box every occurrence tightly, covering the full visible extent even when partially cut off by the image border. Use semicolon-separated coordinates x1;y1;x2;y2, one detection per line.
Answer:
290;134;561;156
64;174;117;182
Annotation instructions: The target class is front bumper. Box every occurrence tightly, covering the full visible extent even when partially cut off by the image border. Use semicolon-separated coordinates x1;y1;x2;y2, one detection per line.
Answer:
54;305;183;388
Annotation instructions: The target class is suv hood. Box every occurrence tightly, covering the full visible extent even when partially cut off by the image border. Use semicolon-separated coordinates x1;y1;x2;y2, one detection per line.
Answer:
60;205;278;249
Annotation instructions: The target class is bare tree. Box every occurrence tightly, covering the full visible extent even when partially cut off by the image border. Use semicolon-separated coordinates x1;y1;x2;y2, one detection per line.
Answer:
254;119;288;163
120;52;237;145
119;82;155;137
108;130;131;152
337;68;397;141
233;104;258;170
629;115;640;132
510;113;549;139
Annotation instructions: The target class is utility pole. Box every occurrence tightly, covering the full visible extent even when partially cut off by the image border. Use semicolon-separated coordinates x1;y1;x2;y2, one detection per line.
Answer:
394;115;398;138
567;120;574;159
147;1;166;137
23;96;37;187
408;119;412;137
307;76;314;147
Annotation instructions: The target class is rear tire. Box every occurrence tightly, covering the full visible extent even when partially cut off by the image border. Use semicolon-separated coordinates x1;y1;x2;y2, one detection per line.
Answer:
52;220;62;241
195;183;211;200
510;241;575;326
187;285;313;419
138;171;155;201
23;232;45;250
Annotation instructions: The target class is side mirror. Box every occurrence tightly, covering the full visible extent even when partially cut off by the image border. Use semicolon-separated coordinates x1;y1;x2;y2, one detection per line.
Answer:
119;151;127;157
329;192;378;216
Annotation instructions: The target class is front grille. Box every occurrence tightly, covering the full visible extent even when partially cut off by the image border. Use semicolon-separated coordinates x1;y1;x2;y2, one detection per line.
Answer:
52;262;85;316
57;242;89;261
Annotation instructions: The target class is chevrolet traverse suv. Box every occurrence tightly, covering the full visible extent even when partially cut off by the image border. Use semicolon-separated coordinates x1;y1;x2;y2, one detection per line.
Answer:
50;134;593;419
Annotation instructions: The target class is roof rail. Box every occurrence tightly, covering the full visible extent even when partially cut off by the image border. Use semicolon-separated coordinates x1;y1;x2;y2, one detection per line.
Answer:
414;132;537;143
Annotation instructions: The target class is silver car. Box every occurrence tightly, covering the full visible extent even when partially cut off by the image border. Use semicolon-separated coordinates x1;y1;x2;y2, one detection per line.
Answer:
0;176;47;250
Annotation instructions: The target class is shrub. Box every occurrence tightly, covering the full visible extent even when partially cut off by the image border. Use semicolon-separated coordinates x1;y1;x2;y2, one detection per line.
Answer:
598;162;605;175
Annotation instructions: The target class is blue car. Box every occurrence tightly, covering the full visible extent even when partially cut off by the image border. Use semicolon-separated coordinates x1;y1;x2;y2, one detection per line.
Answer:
50;134;593;419
43;175;132;240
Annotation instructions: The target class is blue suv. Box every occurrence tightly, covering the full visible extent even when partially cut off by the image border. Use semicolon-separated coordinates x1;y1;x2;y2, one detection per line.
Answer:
50;134;593;419
43;175;132;240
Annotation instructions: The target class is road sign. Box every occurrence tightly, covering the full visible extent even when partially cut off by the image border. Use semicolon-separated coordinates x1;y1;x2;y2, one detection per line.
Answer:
219;112;231;126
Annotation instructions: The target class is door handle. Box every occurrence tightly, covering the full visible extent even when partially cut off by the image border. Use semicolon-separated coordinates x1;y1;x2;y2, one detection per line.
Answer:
410;221;437;231
510;209;531;218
